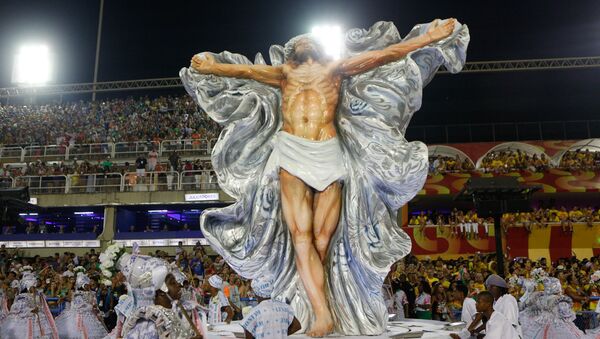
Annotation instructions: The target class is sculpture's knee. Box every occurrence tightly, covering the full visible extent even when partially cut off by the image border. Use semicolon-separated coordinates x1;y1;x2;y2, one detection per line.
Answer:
292;229;313;245
315;236;329;251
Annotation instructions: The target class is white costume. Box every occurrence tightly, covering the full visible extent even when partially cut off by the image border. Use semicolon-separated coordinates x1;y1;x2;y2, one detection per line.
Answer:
494;294;522;336
265;131;346;191
117;254;196;339
456;297;478;339
171;266;208;336
0;273;59;339
391;289;409;320
520;277;600;339
486;274;523;338
486;310;520;339
55;272;108;339
102;295;130;339
99;245;197;339
0;288;9;322
208;275;230;324
241;274;296;339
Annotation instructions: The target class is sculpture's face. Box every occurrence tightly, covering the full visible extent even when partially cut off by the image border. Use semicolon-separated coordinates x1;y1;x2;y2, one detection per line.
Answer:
292;37;324;64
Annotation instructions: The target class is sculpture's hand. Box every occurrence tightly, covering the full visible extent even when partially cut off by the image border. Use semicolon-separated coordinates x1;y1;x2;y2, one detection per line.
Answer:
426;18;456;42
191;53;216;73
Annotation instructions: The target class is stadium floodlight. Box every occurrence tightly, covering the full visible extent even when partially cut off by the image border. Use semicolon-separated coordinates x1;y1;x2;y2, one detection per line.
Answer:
311;25;343;60
12;44;51;85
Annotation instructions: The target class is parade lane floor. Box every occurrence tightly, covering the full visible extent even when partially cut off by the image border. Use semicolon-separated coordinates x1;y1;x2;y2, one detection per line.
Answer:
207;319;459;338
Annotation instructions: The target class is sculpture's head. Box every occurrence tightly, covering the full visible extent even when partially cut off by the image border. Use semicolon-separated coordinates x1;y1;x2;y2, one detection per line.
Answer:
288;36;327;65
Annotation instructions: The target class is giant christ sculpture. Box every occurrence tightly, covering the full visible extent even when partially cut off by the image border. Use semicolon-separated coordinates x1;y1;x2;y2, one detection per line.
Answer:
181;18;469;336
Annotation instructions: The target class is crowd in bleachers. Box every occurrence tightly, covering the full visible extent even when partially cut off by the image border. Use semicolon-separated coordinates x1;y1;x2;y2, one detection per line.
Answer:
2;244;600;333
0;243;251;330
429;155;474;174
479;150;551;173
430;149;600;175
0;150;218;194
385;253;600;330
408;206;600;236
2;218;102;235
560;149;600;171
0;96;221;147
0;154;212;177
2;97;600;180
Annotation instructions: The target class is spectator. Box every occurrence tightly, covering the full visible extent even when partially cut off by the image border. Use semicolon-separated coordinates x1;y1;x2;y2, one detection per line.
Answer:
190;252;205;278
207;275;234;325
415;280;432;319
390;281;409;321
485;274;522;337
0;96;221;147
169;151;180;172
241;275;301;339
147;148;159;171
474;291;519;339
25;222;36;234
100;156;113;173
135;154;147;177
450;282;478;339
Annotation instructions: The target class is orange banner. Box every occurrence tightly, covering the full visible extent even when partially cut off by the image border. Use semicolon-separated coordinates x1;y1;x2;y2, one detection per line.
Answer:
421;170;600;195
405;223;600;261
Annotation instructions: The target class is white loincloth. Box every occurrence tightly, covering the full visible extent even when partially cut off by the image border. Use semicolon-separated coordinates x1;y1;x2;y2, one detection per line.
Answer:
265;131;347;191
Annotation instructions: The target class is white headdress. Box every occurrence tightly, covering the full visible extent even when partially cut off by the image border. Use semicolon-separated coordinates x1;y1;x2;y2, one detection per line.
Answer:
251;274;275;298
208;275;223;289
76;272;91;289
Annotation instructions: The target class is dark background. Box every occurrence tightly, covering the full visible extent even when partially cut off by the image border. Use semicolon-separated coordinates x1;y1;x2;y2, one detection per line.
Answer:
0;0;599;130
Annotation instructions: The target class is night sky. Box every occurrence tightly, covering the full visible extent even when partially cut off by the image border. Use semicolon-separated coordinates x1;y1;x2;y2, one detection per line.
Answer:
0;0;599;135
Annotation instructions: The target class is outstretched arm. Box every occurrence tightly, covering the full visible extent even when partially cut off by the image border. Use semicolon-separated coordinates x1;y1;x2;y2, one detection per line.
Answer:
335;19;456;76
191;54;283;87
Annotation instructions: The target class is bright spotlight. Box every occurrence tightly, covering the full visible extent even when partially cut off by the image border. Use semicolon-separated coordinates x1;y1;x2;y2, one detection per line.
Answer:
311;25;343;60
12;44;52;85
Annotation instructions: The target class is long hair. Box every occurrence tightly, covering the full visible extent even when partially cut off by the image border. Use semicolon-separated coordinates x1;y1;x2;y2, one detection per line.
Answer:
286;36;330;66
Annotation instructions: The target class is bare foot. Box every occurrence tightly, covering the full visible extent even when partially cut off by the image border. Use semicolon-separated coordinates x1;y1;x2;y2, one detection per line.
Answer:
307;313;334;337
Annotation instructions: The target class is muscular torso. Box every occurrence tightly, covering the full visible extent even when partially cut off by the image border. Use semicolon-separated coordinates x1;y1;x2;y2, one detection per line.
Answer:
281;62;341;141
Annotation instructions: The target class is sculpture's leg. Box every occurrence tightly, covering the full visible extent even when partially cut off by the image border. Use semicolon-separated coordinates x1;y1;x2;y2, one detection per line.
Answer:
280;169;333;337
313;182;342;263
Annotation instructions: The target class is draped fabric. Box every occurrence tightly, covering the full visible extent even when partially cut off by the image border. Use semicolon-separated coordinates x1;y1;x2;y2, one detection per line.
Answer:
180;20;469;335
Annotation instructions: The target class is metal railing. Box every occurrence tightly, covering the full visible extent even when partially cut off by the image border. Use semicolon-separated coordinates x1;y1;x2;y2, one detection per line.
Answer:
0;146;24;162
3;170;220;194
123;171;180;192
23;145;67;162
1;139;214;162
68;143;112;160
0;177;14;188
68;172;124;193
113;140;160;159
14;175;68;194
160;139;211;157
1;56;599;99
179;170;218;191
4;121;600;162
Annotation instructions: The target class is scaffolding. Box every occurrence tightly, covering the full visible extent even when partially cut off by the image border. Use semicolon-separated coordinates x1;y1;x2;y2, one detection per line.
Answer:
1;56;599;99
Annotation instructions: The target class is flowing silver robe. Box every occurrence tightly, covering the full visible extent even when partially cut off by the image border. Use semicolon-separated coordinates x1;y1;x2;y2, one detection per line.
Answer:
180;20;469;335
